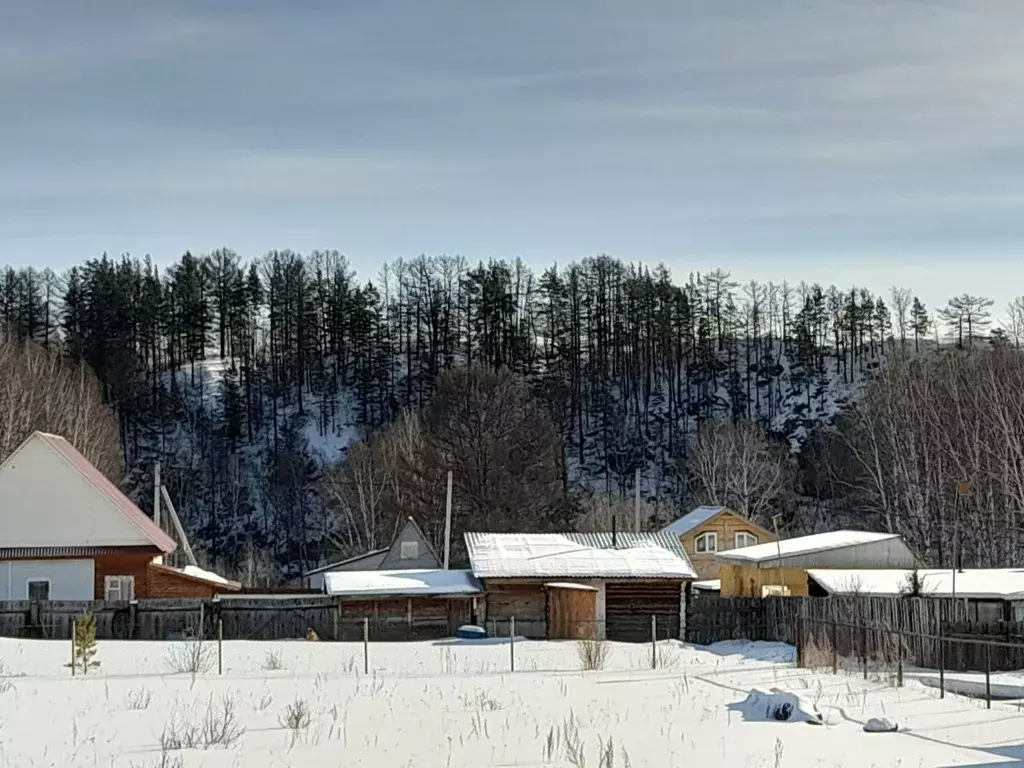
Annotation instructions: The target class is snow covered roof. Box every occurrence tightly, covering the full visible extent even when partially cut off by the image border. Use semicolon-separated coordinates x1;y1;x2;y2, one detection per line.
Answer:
660;506;730;536
150;563;242;591
716;531;903;565
808;569;1024;600
323;568;482;597
463;532;696;579
692;579;721;592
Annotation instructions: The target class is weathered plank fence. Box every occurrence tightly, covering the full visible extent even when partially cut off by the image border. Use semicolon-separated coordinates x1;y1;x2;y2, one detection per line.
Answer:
686;595;1024;672
0;596;458;642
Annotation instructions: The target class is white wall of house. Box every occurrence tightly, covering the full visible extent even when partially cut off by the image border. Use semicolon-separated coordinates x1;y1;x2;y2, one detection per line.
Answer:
0;437;153;547
0;559;95;600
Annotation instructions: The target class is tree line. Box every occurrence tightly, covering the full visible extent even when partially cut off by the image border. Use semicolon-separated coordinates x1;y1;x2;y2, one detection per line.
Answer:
0;250;1019;579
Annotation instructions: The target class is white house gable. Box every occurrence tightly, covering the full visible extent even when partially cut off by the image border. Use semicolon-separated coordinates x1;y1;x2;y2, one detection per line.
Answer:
0;435;156;548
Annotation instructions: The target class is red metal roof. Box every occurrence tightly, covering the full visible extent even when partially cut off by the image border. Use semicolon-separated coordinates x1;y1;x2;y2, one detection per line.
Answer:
34;432;178;554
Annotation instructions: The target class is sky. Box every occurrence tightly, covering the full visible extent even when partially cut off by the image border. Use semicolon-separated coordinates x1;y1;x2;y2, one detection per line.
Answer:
3;1;1024;312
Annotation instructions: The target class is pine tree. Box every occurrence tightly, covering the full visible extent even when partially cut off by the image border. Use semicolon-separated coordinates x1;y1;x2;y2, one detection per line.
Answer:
72;611;100;674
910;297;930;353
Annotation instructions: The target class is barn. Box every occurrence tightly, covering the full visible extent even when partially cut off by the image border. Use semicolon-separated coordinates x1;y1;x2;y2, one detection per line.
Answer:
0;431;240;600
464;532;696;641
322;568;482;640
715;531;918;597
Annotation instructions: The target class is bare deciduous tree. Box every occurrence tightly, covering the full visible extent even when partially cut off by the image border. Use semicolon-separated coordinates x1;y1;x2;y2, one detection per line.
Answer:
0;326;121;475
686;419;788;524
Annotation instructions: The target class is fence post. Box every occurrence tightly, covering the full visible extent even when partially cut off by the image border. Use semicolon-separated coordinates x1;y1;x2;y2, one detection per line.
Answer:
985;643;991;710
510;616;516;672
862;624;868;680
795;612;803;668
896;628;903;688
71;619;77;677
939;622;945;699
831;619;838;674
651;615;657;670
217;619;223;675
363;617;369;674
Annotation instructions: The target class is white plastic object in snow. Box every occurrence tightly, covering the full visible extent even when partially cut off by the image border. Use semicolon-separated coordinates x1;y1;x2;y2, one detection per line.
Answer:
732;688;823;725
863;717;899;733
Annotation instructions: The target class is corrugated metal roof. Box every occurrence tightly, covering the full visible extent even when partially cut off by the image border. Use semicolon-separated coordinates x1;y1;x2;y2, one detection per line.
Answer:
716;530;902;564
660;506;730;536
0;545;153;558
464;532;696;579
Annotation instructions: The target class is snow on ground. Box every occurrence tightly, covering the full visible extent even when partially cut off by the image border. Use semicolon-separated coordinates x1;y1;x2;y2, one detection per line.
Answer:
1;636;1024;767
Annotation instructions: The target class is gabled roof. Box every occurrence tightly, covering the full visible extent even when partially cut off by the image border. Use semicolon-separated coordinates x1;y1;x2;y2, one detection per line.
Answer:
383;516;441;565
716;530;902;565
304;548;388;576
305;517;441;577
323;568;481;598
464;532;696;579
0;432;177;553
661;506;730;536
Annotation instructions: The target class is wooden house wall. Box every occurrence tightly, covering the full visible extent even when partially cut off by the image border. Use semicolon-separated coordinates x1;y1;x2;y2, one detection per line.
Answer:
719;564;811;597
679;513;776;581
480;580;547;638
546;587;598;639
604;580;683;641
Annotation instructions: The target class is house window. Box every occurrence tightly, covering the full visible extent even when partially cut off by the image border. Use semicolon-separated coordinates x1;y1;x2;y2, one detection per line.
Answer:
399;541;419;560
735;531;758;549
104;575;135;602
695;533;718;553
27;580;50;601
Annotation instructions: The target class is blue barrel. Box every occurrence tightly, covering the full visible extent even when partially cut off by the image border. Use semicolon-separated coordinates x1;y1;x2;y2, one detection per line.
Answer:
455;625;487;640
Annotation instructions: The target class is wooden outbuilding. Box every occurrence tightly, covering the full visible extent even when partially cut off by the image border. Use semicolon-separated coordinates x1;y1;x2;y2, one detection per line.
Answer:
715;531;918;598
322;568;483;640
464;532;696;641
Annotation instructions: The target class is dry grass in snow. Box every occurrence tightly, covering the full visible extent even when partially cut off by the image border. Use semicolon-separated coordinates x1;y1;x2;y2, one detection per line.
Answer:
0;636;1022;766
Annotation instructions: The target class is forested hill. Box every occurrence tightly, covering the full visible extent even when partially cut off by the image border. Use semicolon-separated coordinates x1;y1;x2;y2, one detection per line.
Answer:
0;251;1014;583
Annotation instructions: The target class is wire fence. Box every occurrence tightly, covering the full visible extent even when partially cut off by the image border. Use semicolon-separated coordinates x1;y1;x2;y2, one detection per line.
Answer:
797;614;1024;709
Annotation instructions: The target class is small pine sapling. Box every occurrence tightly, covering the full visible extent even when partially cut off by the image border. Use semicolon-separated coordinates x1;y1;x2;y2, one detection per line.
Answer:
72;611;100;674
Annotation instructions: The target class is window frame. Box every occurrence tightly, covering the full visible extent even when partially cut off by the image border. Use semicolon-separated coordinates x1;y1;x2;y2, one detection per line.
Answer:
694;532;718;553
26;578;50;601
104;575;136;602
399;540;420;560
734;531;758;549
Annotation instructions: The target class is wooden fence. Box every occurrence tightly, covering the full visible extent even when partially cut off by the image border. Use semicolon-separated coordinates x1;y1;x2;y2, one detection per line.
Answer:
2;596;474;642
686;595;1024;672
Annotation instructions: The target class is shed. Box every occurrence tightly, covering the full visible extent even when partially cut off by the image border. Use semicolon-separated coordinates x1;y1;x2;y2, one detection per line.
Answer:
322;568;482;639
807;568;1024;623
715;531;918;597
303;517;440;590
464;532;696;641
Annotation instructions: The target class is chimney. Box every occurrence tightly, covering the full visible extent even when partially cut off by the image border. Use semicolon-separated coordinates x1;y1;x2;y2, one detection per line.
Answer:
612;516;617;548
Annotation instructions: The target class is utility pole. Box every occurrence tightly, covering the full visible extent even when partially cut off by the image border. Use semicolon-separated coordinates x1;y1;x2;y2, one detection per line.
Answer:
771;513;785;596
443;470;453;570
953;481;969;604
153;462;162;565
634;468;641;532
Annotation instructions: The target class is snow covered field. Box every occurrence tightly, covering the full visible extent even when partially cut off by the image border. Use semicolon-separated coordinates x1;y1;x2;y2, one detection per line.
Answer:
2;636;1024;767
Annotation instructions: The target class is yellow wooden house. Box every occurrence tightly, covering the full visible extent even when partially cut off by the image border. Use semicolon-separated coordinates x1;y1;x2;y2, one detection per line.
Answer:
660;506;777;582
